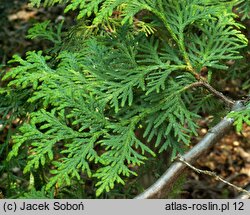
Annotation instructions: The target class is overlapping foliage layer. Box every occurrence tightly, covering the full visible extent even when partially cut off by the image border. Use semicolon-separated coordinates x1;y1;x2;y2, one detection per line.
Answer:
0;0;249;197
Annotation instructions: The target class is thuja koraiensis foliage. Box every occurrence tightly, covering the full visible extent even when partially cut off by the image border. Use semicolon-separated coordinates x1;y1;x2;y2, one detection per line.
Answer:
1;0;250;198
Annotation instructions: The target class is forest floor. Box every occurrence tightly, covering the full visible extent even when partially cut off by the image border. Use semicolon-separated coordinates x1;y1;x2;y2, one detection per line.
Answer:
183;123;250;198
0;1;249;199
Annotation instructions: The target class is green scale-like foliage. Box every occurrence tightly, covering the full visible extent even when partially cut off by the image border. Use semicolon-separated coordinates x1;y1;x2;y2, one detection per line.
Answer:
228;102;250;132
2;0;248;196
236;0;250;20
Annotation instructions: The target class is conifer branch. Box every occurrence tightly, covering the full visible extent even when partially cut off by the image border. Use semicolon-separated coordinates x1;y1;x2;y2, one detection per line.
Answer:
134;101;245;199
154;10;201;81
4;0;247;197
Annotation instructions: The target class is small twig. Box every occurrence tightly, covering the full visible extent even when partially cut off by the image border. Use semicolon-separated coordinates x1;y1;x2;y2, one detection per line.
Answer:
217;173;245;189
201;82;235;106
184;81;235;107
178;156;250;197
